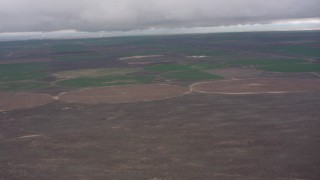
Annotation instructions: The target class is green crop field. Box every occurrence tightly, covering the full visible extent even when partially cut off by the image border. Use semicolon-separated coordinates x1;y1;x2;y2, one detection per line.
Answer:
50;44;88;53
0;63;48;82
162;70;223;80
0;81;49;92
259;64;320;72
190;63;227;70
54;54;105;62
144;64;193;71
54;68;141;79
227;59;305;66
270;45;320;57
57;75;155;88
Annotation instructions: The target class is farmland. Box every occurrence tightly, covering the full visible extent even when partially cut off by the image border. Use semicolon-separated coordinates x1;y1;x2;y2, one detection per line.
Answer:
1;31;320;179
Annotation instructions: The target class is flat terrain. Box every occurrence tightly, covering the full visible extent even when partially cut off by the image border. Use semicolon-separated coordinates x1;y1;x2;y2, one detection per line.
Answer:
59;84;189;104
0;93;55;111
1;91;320;180
0;31;320;179
192;78;320;94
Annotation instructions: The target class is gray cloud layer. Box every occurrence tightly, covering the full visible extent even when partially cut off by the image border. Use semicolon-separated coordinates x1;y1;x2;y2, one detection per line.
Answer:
0;0;319;32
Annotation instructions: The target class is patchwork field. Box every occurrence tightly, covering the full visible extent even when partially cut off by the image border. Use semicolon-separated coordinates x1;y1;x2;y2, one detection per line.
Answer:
1;31;320;179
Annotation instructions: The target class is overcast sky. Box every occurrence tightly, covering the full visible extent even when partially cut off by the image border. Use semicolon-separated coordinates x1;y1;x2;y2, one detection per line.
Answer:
0;0;320;33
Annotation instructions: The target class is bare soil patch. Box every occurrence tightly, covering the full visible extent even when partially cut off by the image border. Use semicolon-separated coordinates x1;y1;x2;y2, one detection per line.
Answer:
192;78;320;94
59;84;190;104
208;68;263;79
0;93;55;111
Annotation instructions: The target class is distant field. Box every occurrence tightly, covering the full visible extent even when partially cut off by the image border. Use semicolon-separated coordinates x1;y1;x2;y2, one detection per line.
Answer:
145;63;227;71
162;70;223;80
144;64;192;71
224;58;320;73
57;75;155;88
53;54;105;62
0;81;49;92
0;63;48;81
145;63;224;81
269;45;320;57
54;68;141;79
159;46;229;56
259;64;320;72
50;44;89;54
227;59;305;66
1;31;320;91
190;63;227;70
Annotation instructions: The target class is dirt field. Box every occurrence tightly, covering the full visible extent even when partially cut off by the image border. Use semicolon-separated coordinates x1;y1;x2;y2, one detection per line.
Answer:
1;91;320;180
0;93;55;111
59;84;190;104
192;78;320;94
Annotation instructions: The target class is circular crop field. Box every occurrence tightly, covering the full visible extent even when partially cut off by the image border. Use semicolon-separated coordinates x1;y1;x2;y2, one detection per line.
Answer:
192;78;320;94
59;84;190;104
0;93;55;111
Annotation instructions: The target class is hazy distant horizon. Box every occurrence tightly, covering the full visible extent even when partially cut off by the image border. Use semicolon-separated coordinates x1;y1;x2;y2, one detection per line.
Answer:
1;18;320;42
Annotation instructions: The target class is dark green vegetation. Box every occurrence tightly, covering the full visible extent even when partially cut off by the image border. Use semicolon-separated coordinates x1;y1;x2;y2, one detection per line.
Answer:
50;44;88;54
0;62;51;92
0;31;319;93
225;58;320;72
54;54;105;62
144;64;192;71
268;45;320;57
163;70;222;80
259;63;320;72
0;63;48;81
144;63;224;80
226;59;320;72
57;75;155;88
190;63;227;70
0;81;49;92
227;59;305;66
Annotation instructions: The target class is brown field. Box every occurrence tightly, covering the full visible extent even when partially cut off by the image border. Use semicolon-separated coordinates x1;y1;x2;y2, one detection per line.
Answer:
192;78;320;94
0;93;55;111
58;84;190;104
